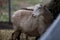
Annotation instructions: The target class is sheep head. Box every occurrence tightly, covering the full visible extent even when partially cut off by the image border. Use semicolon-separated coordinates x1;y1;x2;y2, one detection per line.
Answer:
32;4;44;17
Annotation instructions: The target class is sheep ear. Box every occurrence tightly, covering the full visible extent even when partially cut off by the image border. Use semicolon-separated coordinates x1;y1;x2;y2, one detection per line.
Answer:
40;0;52;6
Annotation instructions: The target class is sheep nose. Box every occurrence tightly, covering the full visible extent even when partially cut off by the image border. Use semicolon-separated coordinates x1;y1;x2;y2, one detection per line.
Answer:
32;14;37;18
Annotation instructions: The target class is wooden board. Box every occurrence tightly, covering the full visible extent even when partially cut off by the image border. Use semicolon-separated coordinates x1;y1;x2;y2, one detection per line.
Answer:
0;21;13;29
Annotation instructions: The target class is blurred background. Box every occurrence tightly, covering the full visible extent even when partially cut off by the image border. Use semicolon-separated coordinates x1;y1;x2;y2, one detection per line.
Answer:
0;0;40;40
0;0;40;21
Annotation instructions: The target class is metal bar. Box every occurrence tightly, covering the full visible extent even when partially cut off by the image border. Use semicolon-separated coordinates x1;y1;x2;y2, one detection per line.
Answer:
8;0;11;24
38;14;60;40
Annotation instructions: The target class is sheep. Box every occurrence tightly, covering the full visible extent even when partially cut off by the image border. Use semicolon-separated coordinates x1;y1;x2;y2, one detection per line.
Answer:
11;6;34;40
11;4;53;40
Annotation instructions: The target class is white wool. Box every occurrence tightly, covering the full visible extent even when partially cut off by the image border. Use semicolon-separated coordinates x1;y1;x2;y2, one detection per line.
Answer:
32;4;43;16
12;10;22;18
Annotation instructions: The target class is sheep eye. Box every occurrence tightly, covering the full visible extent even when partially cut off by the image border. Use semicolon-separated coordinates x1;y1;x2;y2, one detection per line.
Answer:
38;7;42;9
38;7;41;10
38;7;41;9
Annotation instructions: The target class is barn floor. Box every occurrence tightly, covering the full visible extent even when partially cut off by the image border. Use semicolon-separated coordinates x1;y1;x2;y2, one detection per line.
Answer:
0;22;35;40
0;30;35;40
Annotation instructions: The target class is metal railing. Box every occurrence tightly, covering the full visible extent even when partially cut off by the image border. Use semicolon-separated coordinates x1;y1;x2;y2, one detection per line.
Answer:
9;0;12;24
38;14;60;40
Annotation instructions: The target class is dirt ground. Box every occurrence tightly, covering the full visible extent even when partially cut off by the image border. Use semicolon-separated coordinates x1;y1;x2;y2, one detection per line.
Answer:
0;30;36;40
